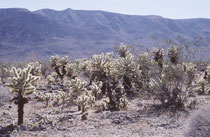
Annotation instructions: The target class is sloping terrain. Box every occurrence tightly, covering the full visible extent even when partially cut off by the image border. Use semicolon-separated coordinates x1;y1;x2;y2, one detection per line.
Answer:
0;8;210;61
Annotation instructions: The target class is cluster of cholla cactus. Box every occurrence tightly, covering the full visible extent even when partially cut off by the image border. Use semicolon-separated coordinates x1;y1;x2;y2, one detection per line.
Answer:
50;55;68;80
114;52;141;96
37;91;68;108
6;65;40;125
50;55;75;81
66;77;105;112
66;77;88;111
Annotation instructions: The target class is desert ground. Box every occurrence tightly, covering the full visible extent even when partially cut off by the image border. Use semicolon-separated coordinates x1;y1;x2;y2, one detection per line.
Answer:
0;77;210;137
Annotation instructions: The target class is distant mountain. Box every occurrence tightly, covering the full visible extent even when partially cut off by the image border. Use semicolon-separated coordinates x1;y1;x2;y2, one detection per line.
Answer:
0;8;210;61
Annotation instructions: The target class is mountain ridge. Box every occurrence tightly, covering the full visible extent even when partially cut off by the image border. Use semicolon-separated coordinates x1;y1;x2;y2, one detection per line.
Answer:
0;8;210;61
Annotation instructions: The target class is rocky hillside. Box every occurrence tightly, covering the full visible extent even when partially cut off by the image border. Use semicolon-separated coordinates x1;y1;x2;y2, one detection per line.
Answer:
0;8;210;61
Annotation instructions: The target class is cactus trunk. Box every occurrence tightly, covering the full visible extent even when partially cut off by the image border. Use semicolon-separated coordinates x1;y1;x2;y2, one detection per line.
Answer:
17;97;24;125
123;76;132;96
201;83;205;94
78;106;81;111
106;75;117;110
17;91;24;125
81;106;85;113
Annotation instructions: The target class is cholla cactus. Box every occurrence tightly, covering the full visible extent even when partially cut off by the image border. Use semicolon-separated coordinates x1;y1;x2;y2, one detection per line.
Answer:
114;53;140;96
100;97;110;110
74;95;88;113
47;72;60;84
75;58;92;78
91;52;113;72
184;63;196;85
90;81;102;98
65;63;77;79
28;61;42;76
167;45;180;64
39;93;52;107
135;52;154;90
6;66;40;125
59;91;68;105
151;46;164;68
50;55;68;80
198;78;208;94
115;43;130;58
66;77;88;110
88;95;95;108
199;64;210;94
67;77;87;99
90;52;114;94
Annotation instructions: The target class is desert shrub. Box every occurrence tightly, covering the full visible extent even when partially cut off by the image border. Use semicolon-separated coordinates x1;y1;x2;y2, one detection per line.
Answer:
149;45;195;111
184;105;210;137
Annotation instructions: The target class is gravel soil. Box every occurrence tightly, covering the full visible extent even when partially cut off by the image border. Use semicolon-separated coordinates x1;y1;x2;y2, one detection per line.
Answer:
1;82;210;137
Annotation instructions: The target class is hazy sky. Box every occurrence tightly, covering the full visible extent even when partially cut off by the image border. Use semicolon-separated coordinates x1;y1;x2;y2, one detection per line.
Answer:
0;0;209;19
